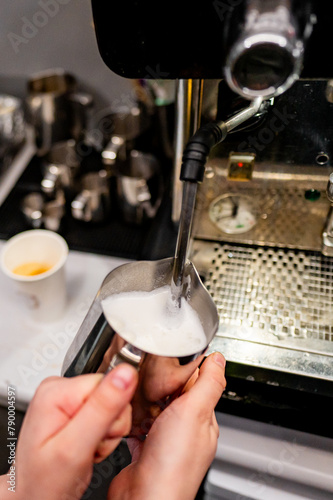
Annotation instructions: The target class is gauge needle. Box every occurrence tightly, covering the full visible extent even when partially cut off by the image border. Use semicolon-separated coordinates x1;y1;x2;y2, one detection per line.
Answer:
216;211;234;221
230;197;239;217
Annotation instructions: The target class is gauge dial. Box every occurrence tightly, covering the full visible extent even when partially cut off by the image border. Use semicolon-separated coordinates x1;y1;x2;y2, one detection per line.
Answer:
209;194;257;234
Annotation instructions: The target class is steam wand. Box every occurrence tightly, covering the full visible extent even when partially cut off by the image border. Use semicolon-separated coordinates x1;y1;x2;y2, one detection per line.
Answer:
171;97;264;307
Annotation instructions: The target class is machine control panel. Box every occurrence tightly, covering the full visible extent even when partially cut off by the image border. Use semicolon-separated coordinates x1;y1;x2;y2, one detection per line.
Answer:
227;153;255;181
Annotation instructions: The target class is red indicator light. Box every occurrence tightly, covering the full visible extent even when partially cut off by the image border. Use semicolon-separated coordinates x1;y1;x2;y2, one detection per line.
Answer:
238;162;243;167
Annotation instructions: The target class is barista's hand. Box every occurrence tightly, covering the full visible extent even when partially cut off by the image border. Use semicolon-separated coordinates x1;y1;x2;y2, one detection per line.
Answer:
108;352;226;500
0;364;138;500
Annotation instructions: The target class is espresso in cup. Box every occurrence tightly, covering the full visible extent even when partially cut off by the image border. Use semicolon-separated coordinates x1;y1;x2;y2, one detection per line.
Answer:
1;230;68;322
12;262;53;277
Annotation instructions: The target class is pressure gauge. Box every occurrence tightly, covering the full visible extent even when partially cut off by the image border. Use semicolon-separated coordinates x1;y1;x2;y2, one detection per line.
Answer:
209;193;258;234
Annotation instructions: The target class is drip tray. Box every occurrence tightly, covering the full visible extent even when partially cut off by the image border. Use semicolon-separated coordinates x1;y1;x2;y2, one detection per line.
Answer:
191;240;333;382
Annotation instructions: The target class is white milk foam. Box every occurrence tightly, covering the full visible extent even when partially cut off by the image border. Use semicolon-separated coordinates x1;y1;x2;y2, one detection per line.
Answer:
101;285;207;356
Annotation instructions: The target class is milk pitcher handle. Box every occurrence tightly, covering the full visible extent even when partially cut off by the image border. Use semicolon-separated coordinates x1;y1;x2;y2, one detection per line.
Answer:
107;343;144;373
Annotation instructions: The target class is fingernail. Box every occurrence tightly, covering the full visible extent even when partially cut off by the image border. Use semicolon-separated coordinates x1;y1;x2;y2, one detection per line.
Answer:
110;364;136;390
213;352;226;368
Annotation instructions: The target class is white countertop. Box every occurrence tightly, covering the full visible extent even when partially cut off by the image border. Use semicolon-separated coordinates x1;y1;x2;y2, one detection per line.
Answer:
0;239;129;409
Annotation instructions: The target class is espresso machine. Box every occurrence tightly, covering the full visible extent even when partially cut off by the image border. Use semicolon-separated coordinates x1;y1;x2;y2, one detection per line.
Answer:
62;2;333;494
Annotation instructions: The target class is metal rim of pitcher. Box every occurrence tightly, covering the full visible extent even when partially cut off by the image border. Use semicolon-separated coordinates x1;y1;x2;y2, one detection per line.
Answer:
27;68;77;95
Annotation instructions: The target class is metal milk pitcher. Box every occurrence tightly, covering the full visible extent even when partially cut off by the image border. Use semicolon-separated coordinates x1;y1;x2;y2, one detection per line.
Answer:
27;69;92;156
62;257;219;438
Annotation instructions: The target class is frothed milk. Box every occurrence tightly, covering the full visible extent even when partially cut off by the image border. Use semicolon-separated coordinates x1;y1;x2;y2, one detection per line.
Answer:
101;286;207;356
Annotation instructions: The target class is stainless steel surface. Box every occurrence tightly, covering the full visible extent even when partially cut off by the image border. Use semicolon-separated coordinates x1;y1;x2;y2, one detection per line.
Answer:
71;170;110;223
192;240;333;381
222;97;264;134
26;69;91;156
41;165;63;196
0;127;36;207
190;80;204;132
224;0;311;99
26;69;77;156
102;135;126;166
172;182;198;303
193;160;332;251
96;102;151;147
21;192;44;228
321;173;333;256
41;139;80;195
69;91;94;142
325;80;333;104
107;343;144;371
45;138;80;168
42;192;66;231
171;79;203;223
322;229;333;257
62;257;219;438
0;95;25;163
21;190;66;231
116;150;162;224
99;103;153;176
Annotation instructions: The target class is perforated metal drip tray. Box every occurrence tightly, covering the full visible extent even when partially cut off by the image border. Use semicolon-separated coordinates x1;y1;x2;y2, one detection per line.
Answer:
191;240;333;383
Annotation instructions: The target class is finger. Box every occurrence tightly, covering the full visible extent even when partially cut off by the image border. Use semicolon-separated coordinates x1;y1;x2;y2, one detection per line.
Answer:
186;352;226;415
22;374;104;446
211;411;219;437
94;401;132;462
94;437;122;464
127;437;144;462
103;403;132;440
93;403;132;462
181;368;199;394
58;364;138;457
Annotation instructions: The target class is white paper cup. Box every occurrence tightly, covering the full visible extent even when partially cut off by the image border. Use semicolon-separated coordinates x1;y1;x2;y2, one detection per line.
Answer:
1;230;68;322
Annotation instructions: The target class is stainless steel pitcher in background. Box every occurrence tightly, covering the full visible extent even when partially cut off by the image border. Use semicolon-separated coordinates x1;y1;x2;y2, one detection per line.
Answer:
71;169;111;223
0;94;26;167
41;139;81;196
116;150;163;225
100;103;151;167
62;257;219;438
26;69;93;156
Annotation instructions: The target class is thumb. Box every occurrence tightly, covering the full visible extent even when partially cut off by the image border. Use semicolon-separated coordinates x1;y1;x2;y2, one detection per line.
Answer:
186;352;226;414
59;363;138;456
